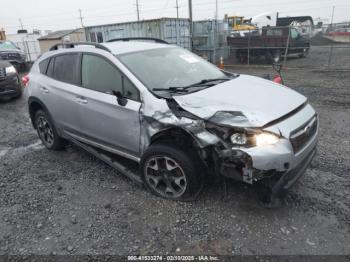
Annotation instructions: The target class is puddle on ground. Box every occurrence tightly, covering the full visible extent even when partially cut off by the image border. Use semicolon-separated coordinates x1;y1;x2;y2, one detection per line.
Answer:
0;140;44;159
0;148;10;158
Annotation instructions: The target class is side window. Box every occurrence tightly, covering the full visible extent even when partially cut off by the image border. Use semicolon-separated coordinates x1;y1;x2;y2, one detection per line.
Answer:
46;57;55;78
123;77;140;101
291;29;299;39
39;58;50;74
53;54;80;85
82;54;122;94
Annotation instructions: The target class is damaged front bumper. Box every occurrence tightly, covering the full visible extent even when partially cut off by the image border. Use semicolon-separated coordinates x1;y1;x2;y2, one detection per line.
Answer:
0;73;21;98
216;114;319;192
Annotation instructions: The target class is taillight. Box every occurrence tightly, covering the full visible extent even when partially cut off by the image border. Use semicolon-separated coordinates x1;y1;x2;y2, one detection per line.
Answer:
22;74;29;87
273;75;282;84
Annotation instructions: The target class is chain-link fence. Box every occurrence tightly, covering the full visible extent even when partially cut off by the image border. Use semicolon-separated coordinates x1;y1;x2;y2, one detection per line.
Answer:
191;20;350;70
226;45;350;70
225;26;350;70
12;40;41;63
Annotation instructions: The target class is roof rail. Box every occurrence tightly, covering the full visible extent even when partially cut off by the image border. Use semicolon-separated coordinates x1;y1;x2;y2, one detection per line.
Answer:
49;42;111;52
107;37;169;44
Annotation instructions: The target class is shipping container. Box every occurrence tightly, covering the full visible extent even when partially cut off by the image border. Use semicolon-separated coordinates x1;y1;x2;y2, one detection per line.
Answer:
85;18;191;50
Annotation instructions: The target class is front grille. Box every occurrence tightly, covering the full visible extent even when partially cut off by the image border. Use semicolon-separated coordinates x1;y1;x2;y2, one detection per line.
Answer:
8;52;20;59
290;116;318;153
0;52;8;59
0;68;5;79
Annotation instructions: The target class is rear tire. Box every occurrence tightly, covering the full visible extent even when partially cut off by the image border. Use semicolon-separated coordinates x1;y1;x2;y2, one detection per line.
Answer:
140;143;202;200
34;110;66;150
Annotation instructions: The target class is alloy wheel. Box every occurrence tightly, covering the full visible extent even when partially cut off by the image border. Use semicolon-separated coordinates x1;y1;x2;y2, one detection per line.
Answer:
144;156;187;198
36;116;54;147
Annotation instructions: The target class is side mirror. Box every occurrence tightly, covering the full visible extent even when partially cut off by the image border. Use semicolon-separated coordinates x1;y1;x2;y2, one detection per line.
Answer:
112;90;128;106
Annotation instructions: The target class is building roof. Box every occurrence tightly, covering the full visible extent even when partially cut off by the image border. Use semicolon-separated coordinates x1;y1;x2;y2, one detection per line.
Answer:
85;17;189;30
38;29;82;41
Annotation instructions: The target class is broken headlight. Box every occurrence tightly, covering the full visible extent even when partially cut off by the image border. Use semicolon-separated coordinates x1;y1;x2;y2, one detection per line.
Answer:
230;131;279;147
230;133;248;145
255;132;279;147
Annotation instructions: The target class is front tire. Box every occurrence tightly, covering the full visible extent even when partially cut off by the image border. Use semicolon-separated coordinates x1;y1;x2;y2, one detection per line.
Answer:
34;110;66;150
140;143;202;200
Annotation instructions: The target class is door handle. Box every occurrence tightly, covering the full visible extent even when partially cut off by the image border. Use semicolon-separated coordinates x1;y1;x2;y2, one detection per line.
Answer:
75;96;88;105
40;87;49;94
80;98;88;104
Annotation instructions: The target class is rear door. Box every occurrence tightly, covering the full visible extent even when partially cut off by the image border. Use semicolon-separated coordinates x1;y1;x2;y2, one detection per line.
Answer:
77;53;142;157
40;53;83;135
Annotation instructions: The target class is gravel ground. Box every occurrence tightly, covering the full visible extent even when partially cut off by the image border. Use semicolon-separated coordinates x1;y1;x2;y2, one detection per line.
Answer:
0;47;349;256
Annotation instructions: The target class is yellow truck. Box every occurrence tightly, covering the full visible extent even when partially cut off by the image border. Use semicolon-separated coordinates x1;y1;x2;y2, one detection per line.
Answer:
226;16;256;31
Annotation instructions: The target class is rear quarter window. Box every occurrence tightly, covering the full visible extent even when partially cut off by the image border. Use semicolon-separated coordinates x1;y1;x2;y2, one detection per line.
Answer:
46;57;55;78
39;58;50;74
52;53;80;85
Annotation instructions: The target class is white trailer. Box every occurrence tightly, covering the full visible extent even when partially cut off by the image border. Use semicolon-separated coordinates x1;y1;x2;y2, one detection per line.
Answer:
6;31;42;62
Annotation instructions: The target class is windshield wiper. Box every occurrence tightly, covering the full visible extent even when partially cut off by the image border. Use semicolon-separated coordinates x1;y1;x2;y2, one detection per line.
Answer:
152;78;231;93
185;78;231;89
152;86;189;93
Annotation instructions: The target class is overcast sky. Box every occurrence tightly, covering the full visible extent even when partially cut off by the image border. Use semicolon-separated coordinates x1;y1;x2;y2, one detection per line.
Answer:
1;0;349;34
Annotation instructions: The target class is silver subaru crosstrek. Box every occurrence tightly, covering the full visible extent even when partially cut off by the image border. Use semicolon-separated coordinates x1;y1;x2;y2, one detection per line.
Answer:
25;39;318;205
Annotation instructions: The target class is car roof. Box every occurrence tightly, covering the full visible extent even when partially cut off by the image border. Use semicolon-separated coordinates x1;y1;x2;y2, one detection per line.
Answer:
100;41;172;55
39;41;175;61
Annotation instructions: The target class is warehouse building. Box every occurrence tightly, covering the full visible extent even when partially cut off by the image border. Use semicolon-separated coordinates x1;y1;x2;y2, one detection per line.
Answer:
38;28;86;52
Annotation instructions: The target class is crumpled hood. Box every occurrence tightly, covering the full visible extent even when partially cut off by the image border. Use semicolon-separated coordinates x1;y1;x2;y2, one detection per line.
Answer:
173;74;307;127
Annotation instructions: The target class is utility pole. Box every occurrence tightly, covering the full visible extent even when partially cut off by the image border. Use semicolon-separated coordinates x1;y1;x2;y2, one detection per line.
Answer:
176;0;179;19
175;0;180;45
19;19;24;30
327;5;335;67
78;9;84;28
189;0;193;50
213;0;218;63
136;0;140;21
330;5;335;26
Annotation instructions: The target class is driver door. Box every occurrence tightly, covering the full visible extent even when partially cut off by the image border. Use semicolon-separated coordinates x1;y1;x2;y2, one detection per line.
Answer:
77;53;142;158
